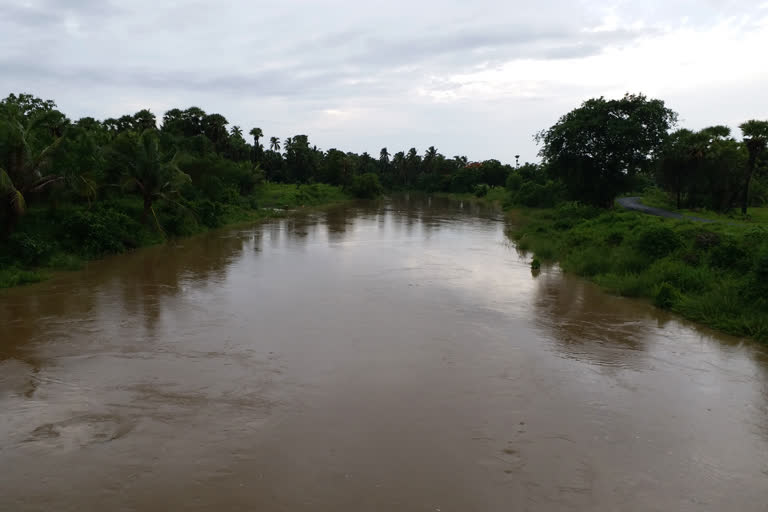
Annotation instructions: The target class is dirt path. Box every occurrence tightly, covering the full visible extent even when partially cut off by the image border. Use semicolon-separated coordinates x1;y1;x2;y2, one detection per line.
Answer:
617;197;715;223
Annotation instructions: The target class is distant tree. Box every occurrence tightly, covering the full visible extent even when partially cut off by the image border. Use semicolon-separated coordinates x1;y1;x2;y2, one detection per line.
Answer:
249;127;263;149
284;135;315;184
739;120;768;214
423;146;438;173
133;109;157;131
202;114;229;149
536;93;678;207
658;128;698;209
659;126;745;211
270;136;280;152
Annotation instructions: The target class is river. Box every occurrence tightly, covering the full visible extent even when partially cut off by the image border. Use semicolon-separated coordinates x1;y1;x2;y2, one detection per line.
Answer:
1;194;767;511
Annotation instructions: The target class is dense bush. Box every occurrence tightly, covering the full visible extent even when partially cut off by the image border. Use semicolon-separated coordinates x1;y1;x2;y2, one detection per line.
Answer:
509;180;564;207
5;232;54;266
349;173;384;199
510;208;768;342
58;206;142;257
635;224;682;258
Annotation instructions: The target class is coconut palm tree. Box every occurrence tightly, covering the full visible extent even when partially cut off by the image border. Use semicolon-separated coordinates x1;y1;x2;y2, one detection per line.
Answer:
0;168;25;234
0;109;67;233
739;120;768;214
270;136;280;152
249;127;263;150
108;129;190;228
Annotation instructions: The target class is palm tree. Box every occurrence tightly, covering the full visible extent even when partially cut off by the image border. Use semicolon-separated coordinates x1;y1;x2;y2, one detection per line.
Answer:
270;136;280;152
249;127;263;150
0;110;67;233
0;168;25;234
739;120;768;214
231;125;243;138
109;129;190;227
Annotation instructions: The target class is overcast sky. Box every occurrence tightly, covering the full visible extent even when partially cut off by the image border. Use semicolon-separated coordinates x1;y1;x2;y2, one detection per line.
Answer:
2;0;767;163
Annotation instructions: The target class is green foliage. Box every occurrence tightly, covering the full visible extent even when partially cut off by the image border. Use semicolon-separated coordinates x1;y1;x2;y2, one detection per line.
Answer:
349;173;384;199
537;93;678;206
510;208;768;342
0;267;45;288
509;180;564;207
634;224;682;258
58;205;143;256
531;258;541;270
654;283;679;309
473;184;490;197
5;232;54;266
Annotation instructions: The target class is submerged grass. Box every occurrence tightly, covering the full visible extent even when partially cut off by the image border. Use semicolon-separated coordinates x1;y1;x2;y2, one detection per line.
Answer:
508;204;768;343
433;186;508;205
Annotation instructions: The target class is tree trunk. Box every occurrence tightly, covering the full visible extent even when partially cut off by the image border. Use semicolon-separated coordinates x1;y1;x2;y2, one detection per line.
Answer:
742;153;756;215
141;195;152;225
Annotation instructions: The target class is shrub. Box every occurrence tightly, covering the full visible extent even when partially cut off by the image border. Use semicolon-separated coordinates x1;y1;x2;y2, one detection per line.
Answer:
510;180;564;207
505;172;522;192
6;232;54;266
190;199;224;228
709;237;751;272
58;206;141;256
350;173;383;199
474;184;490;197
654;282;678;309
635;224;682;259
694;231;721;250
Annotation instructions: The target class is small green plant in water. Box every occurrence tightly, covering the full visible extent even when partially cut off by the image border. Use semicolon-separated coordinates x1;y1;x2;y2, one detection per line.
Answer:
654;282;678;310
531;258;541;270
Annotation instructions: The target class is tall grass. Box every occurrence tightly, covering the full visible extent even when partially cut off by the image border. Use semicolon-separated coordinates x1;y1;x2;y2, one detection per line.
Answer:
509;204;768;342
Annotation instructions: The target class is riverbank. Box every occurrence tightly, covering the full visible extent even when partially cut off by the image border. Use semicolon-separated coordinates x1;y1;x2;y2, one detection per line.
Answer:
431;186;508;205
508;204;768;343
0;183;350;289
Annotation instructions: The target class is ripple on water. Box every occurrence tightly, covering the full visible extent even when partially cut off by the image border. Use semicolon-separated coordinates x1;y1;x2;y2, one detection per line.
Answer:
23;414;136;452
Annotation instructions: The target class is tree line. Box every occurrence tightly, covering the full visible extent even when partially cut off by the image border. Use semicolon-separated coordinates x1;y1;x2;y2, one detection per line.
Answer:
533;94;768;212
0;92;522;238
1;91;767;243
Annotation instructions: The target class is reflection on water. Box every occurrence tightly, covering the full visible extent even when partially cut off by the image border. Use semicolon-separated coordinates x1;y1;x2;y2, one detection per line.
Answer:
1;194;767;511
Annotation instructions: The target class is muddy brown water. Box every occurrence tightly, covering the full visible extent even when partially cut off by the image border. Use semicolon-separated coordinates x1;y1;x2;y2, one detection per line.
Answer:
1;195;767;511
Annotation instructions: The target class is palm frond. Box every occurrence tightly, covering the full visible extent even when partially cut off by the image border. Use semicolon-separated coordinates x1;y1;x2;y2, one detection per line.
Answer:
11;189;26;215
1;168;26;216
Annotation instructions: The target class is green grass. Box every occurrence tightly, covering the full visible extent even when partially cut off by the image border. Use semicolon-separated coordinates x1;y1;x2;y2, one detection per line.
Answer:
253;182;350;209
639;188;768;225
508;204;768;343
0;267;46;288
433;186;508;205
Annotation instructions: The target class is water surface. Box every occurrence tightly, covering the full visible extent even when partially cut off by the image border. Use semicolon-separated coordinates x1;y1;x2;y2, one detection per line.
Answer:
1;195;767;511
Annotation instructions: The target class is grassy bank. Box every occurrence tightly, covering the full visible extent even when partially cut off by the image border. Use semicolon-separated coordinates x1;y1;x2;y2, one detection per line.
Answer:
0;183;349;289
509;204;768;343
640;188;768;224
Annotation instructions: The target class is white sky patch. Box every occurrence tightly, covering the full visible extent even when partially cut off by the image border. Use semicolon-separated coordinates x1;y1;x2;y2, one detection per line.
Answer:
420;15;768;118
